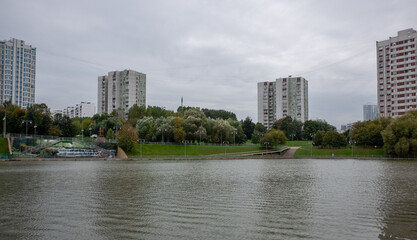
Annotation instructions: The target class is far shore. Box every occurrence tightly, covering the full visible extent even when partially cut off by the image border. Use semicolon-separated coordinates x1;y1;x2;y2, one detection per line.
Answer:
1;156;416;162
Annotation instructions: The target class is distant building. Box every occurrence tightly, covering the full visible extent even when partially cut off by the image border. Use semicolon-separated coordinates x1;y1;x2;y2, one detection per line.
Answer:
61;102;95;118
341;123;353;132
63;106;75;118
98;69;146;117
258;76;308;129
363;103;378;121
74;102;95;118
0;38;36;108
377;28;417;118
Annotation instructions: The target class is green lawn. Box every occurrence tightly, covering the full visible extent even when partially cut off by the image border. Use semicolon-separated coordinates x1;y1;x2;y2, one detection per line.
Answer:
129;143;262;157
294;146;385;157
286;141;312;147
0;138;9;154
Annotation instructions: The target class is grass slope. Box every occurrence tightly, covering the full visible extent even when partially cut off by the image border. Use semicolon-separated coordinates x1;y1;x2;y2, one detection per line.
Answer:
129;143;262;157
294;146;385;157
0;138;9;154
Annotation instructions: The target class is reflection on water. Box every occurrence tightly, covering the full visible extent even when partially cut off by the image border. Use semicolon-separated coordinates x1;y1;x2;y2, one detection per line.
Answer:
0;159;417;239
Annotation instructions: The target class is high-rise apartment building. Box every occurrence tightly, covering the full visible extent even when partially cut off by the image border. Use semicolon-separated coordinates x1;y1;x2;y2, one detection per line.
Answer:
363;103;378;121
98;69;146;116
0;38;36;108
258;76;308;129
377;28;417;118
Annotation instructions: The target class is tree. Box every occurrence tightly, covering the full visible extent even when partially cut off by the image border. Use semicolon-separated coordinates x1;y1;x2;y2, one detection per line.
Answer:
48;125;62;136
322;131;347;148
136;117;154;141
302;120;336;140
313;130;325;147
260;129;287;147
116;124;138;152
351;118;391;147
241;116;255;139
128;104;146;126
106;128;115;139
202;108;237;121
272;116;303;140
53;114;76;137
251;123;267;144
382;111;417;157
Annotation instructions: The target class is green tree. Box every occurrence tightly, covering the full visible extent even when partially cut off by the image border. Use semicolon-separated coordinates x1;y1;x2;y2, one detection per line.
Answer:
260;129;287;147
322;131;347;148
48;125;62;136
302;120;336;140
351;118;391;147
313;130;325;147
272;116;303;140
251;123;267;144
202;108;237;121
382;110;417;157
116;124;138;152
53;114;76;137
241;116;255;140
106;128;115;139
127;104;146;126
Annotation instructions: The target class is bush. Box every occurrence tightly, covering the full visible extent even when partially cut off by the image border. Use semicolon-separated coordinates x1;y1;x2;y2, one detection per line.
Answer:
116;124;138;153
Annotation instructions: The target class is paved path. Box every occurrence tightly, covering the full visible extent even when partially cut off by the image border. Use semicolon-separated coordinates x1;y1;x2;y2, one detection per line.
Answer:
282;147;300;158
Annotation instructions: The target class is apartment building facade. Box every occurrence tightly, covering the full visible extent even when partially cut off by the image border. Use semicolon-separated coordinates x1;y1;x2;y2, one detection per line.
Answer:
258;76;308;129
377;28;417;117
0;38;36;108
97;70;146;116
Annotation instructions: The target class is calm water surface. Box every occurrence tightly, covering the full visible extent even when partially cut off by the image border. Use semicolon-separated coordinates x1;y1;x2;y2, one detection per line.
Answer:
1;159;417;240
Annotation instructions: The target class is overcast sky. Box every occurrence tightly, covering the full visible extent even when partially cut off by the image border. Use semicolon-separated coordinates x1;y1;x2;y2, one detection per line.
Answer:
2;0;417;128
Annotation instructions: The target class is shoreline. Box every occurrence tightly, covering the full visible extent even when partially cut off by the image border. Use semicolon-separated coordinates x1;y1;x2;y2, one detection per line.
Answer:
1;155;416;161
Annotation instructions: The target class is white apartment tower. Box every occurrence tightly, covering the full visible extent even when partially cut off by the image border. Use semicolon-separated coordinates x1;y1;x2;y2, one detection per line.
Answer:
258;76;308;129
98;70;146;116
377;28;417;117
0;38;36;108
257;81;276;129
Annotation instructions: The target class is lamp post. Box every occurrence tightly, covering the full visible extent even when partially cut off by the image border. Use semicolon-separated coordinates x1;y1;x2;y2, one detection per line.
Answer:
223;141;229;156
22;120;32;136
34;125;37;136
3;112;6;137
264;142;270;151
182;140;189;158
161;128;165;143
310;133;315;157
198;129;202;145
231;130;237;145
138;139;145;158
89;126;92;138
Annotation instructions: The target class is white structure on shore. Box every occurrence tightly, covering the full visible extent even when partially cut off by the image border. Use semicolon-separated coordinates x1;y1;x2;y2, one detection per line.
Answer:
258;76;308;129
98;69;146;117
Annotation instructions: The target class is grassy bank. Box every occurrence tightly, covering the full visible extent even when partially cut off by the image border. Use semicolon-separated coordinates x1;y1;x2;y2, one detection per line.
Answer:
0;138;9;154
129;143;263;157
294;146;385;158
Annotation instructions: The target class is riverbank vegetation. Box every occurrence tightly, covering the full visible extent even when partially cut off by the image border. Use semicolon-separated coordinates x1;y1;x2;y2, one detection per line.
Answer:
2;100;417;158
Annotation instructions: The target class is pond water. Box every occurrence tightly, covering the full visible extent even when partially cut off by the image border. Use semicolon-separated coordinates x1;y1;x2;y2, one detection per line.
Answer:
0;159;416;239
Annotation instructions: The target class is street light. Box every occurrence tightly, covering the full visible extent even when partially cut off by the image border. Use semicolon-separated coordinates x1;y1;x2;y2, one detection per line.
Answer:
231;130;237;145
34;125;37;136
89;126;92;138
223;141;229;155
264;142;270;151
2;112;6;137
22;120;32;136
138;139;145;158
182;140;189;157
161;128;166;143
